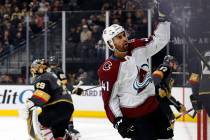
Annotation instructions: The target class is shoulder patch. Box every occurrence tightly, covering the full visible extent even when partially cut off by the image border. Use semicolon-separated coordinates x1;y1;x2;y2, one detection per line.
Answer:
128;39;135;43
128;38;148;49
102;61;112;71
141;38;149;42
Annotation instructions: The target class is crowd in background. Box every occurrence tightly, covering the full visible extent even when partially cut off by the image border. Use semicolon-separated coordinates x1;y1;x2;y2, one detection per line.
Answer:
0;0;148;57
0;0;150;85
0;0;76;57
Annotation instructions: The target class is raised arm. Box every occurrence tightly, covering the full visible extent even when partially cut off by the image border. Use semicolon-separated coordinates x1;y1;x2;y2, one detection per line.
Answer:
145;21;170;58
129;21;170;62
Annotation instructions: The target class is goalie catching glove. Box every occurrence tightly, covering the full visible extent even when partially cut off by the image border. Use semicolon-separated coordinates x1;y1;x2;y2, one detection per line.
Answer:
114;117;137;138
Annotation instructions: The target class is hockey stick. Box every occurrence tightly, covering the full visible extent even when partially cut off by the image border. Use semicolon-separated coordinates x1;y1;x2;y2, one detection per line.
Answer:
175;108;194;120
83;85;101;92
167;95;194;119
167;108;194;131
167;96;180;108
72;81;84;94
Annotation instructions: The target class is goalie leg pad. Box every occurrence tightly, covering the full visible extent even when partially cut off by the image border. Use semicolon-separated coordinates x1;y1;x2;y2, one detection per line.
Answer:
40;126;55;140
29;108;55;140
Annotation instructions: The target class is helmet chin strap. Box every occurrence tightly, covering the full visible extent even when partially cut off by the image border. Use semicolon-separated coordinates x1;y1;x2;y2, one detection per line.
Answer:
108;40;128;54
115;48;128;53
110;41;128;53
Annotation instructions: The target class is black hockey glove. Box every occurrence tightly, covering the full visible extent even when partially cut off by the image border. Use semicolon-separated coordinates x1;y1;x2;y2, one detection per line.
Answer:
154;0;171;22
114;117;137;138
72;88;84;95
158;87;169;98
177;103;186;113
190;94;202;111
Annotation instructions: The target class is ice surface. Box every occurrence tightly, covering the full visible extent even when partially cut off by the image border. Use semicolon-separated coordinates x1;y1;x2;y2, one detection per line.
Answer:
0;117;197;140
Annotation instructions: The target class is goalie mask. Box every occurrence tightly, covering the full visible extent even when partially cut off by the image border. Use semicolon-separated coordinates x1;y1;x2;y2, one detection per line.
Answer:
30;59;48;78
102;24;125;51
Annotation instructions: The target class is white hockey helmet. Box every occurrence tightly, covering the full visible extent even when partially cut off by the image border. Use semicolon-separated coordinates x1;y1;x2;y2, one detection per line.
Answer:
102;24;125;51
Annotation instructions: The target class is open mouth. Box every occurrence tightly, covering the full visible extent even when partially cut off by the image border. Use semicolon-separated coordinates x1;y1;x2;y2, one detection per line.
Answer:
124;43;128;50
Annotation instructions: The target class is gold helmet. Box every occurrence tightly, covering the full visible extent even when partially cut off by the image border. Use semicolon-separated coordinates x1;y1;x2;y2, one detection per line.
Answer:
30;59;48;78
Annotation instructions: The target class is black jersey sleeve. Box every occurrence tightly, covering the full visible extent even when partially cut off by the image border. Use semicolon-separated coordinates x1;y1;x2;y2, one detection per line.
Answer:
52;67;68;85
30;79;51;107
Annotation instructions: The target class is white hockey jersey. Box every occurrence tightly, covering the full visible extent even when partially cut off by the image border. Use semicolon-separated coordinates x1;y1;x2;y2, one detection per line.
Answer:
98;21;171;123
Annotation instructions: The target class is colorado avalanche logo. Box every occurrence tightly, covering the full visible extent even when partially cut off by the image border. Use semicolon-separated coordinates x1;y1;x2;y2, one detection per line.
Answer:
103;61;112;71
133;64;152;93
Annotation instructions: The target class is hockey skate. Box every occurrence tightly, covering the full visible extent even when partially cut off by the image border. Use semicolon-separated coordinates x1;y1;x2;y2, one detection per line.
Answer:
64;127;81;140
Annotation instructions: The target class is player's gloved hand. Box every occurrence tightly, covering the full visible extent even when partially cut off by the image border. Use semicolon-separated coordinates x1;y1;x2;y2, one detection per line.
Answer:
190;94;202;112
178;104;186;113
114;117;137;138
19;100;34;120
153;0;172;22
167;120;175;131
72;88;84;95
158;88;169;98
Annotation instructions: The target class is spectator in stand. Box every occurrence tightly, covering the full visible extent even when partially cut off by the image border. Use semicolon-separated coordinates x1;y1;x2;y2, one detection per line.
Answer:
29;0;40;12
135;10;145;25
68;27;80;43
38;1;50;12
0;41;5;54
35;12;44;29
91;25;101;44
101;2;111;10
51;0;62;11
112;18;120;25
11;6;24;21
80;25;92;43
16;76;25;84
13;31;24;45
3;30;11;45
80;18;88;27
0;74;13;84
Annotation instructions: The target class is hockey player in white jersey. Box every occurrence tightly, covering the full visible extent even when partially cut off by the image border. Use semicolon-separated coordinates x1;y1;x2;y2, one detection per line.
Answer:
98;21;172;139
